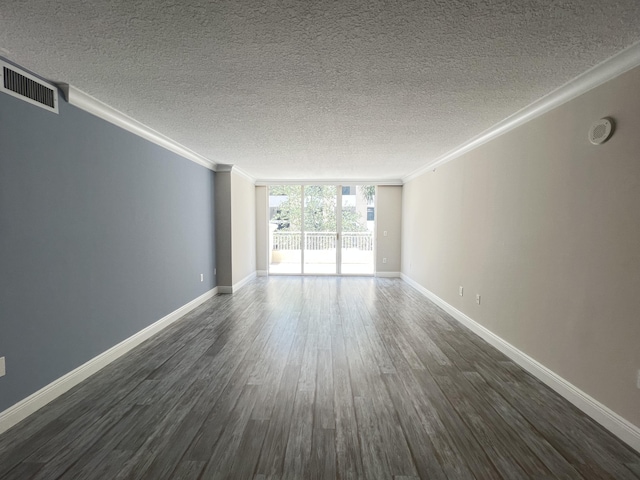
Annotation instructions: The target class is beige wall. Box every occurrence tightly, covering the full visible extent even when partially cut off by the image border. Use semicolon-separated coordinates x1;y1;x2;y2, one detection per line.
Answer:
255;186;268;273
215;170;257;288
231;171;256;285
376;186;402;273
214;172;232;287
402;65;640;428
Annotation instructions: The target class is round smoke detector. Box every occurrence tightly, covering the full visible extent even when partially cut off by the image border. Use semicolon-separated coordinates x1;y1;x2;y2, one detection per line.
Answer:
588;117;615;145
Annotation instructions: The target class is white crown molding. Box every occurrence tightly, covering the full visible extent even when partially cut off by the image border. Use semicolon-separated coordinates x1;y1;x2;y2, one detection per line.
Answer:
216;163;234;172
403;40;640;183
255;179;403;186
216;164;256;184
400;273;640;454
232;166;256;184
58;84;217;171
0;287;218;435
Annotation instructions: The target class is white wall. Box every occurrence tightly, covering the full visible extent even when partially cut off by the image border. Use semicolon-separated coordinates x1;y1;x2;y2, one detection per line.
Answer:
231;171;256;285
215;172;232;287
255;186;268;273
402;65;640;429
215;170;256;289
376;186;402;274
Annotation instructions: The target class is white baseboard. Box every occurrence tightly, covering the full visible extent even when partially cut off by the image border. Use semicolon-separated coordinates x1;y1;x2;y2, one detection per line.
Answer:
375;271;401;278
0;287;218;435
217;271;257;294
256;270;268;277
233;271;257;292
400;273;640;454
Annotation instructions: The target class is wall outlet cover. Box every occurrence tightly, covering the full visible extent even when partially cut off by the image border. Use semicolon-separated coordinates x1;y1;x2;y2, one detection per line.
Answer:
0;357;5;377
459;286;464;296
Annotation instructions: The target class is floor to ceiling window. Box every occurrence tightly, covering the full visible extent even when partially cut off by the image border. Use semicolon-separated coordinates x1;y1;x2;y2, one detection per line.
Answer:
268;185;375;275
341;185;375;274
268;185;302;274
303;185;338;274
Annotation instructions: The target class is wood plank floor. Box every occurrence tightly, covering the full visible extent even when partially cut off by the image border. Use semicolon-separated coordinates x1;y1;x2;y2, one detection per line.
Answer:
0;277;638;479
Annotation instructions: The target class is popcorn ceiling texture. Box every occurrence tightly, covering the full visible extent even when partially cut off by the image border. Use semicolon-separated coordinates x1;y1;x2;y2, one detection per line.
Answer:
1;0;640;180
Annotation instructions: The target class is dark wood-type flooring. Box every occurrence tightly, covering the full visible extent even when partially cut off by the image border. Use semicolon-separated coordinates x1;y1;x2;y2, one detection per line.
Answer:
1;277;639;479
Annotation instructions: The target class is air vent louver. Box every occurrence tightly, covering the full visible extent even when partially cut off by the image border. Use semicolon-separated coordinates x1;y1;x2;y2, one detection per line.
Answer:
0;61;58;113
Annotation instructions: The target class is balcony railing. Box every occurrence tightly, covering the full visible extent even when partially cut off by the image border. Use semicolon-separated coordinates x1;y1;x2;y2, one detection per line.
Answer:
272;231;373;251
341;232;373;250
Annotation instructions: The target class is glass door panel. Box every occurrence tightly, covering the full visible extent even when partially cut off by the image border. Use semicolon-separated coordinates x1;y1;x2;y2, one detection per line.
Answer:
341;185;375;274
304;185;337;274
268;185;302;274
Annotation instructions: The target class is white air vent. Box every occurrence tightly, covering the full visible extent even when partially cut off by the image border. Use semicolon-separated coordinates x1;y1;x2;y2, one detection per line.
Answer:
0;61;58;114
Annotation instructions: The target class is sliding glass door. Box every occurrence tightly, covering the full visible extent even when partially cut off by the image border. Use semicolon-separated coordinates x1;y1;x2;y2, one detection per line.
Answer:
269;185;302;274
304;185;337;274
268;184;375;275
341;185;375;274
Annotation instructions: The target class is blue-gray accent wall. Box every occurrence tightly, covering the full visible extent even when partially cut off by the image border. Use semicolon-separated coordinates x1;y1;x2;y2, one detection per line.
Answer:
0;77;216;412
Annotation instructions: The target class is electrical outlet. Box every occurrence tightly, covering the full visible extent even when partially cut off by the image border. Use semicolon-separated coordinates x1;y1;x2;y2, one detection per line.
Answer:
637;370;640;389
214;268;217;275
200;273;204;282
382;258;387;264
0;357;5;377
383;230;388;237
459;286;463;296
476;294;481;305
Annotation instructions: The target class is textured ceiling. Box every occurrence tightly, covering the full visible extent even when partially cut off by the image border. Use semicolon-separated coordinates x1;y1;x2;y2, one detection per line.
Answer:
1;1;640;181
